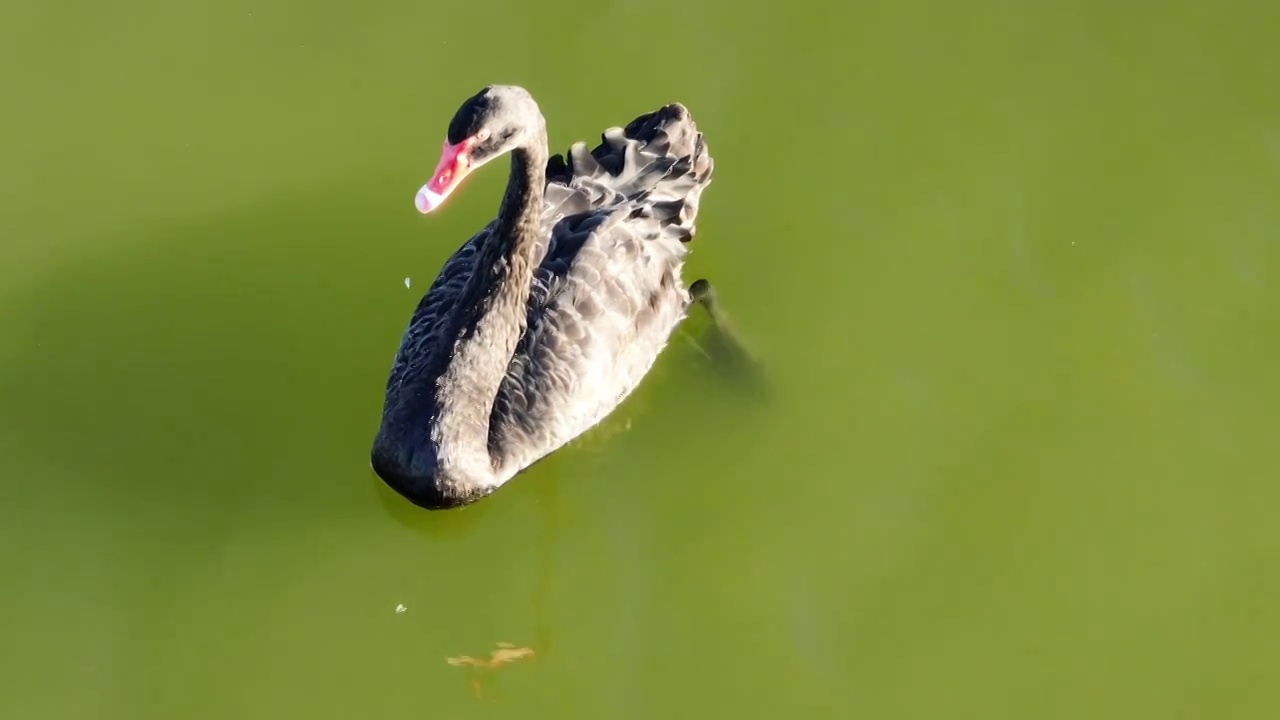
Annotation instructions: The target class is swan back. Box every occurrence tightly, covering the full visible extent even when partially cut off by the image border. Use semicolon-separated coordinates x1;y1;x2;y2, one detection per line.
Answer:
488;103;715;477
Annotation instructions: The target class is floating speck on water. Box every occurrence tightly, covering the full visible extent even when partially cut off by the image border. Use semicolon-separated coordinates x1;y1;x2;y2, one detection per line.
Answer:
395;604;407;614
404;277;411;289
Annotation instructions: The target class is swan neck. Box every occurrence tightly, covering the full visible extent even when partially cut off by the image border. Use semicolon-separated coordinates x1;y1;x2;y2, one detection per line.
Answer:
496;128;549;239
430;121;549;490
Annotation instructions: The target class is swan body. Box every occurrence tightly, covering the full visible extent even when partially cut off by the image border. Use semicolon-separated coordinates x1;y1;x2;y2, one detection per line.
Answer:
371;85;714;509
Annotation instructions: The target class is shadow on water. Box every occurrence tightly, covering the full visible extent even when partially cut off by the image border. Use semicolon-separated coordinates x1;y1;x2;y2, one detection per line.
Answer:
0;173;520;543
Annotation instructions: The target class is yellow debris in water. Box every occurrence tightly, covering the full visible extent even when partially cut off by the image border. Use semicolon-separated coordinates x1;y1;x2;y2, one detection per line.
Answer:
446;641;534;668
447;642;536;701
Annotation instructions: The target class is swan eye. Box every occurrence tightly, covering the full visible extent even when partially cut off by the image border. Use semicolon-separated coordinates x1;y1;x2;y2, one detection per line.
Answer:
475;128;492;142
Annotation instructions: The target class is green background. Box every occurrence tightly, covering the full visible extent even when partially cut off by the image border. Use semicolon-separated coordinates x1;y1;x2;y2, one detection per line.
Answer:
2;1;1277;717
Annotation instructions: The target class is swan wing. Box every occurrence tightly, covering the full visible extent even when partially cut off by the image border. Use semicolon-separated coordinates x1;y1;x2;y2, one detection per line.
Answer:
382;220;493;404
490;103;714;475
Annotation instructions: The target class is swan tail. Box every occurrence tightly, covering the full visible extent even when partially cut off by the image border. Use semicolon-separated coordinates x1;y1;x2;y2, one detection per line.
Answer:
544;103;714;244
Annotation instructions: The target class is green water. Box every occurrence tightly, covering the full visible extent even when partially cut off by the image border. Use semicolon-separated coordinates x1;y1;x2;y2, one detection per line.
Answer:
3;1;1278;717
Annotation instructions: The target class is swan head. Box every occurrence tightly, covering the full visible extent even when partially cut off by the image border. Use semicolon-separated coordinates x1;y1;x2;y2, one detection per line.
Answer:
415;85;544;214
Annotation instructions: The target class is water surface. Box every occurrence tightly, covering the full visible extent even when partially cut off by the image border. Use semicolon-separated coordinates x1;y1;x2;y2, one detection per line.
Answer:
2;1;1278;717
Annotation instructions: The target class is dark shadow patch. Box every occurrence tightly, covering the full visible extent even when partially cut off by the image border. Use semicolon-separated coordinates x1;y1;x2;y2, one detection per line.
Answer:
0;173;525;547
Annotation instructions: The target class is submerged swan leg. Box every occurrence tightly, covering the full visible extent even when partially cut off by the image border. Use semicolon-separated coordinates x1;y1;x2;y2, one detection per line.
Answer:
687;279;769;396
688;279;721;321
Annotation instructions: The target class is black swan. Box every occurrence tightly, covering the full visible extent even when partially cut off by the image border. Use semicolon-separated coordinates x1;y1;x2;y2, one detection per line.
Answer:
371;84;724;509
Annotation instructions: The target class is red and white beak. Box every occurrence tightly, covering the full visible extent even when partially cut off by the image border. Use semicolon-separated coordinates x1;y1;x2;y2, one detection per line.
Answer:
414;136;479;214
